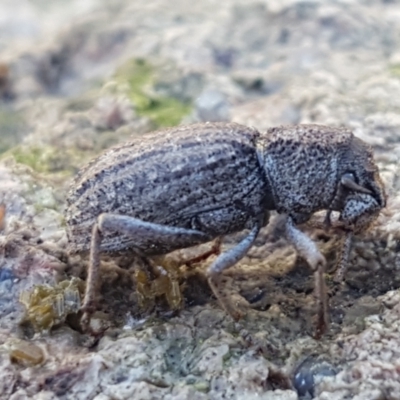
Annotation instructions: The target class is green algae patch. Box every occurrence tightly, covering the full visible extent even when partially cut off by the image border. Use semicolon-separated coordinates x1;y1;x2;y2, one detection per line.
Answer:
140;96;191;128
9;145;78;175
6;144;93;177
9;146;51;173
0;109;27;154
4;130;137;178
117;59;192;127
390;64;400;78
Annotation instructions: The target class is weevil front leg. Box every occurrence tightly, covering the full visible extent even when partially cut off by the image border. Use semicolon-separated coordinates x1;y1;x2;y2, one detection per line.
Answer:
329;192;381;286
207;223;262;321
81;213;211;328
333;232;353;283
284;216;328;338
81;223;102;328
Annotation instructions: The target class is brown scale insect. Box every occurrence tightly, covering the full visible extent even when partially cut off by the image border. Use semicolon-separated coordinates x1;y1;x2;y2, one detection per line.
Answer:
65;122;386;337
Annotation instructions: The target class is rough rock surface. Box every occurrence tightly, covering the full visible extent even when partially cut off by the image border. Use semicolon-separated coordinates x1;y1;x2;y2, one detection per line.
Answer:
1;0;400;399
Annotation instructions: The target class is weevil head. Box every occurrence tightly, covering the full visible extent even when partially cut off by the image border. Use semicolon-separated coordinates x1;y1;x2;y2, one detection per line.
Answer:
337;135;386;232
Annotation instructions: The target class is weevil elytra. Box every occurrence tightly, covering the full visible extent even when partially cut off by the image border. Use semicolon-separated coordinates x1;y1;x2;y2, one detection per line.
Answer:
65;122;386;336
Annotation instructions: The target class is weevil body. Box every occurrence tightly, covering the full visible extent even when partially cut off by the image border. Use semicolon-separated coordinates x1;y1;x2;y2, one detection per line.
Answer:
65;122;386;335
67;123;272;254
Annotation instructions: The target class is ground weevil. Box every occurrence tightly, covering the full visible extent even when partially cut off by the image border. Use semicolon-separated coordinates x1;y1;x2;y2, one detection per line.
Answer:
65;122;386;337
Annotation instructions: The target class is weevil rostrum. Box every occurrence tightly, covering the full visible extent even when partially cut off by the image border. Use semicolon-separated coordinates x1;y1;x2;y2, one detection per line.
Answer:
65;122;386;336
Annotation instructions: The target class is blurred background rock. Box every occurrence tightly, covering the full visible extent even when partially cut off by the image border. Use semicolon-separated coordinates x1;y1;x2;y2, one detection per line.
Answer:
1;1;400;399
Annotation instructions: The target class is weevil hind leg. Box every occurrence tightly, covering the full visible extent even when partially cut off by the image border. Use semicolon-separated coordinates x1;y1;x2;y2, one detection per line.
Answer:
98;213;211;251
207;224;261;321
80;213;212;330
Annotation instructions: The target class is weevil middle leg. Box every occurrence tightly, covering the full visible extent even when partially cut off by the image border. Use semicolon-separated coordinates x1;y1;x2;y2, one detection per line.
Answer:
206;224;262;320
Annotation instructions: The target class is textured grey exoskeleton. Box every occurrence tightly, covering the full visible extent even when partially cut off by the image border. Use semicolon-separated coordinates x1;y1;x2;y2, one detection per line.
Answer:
65;122;386;336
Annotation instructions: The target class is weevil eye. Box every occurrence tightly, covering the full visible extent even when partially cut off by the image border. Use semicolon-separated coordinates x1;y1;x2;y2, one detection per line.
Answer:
342;172;356;183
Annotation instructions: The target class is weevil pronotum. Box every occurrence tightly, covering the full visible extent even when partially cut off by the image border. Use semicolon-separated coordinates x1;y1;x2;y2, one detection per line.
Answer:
65;122;386;336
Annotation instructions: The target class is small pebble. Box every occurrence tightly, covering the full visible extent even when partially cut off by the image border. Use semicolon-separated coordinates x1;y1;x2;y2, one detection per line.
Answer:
8;339;45;367
293;355;337;397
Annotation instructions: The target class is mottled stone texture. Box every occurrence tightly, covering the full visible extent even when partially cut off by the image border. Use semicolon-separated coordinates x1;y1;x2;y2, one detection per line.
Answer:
1;0;400;399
